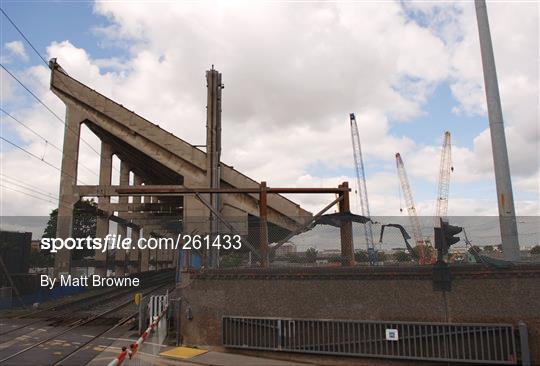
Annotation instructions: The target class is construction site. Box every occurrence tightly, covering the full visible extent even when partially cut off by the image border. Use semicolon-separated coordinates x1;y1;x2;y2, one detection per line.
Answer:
0;1;539;365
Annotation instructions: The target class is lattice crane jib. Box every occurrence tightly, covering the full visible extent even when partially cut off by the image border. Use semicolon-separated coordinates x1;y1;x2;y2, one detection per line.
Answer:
349;113;374;251
395;153;426;260
435;131;452;225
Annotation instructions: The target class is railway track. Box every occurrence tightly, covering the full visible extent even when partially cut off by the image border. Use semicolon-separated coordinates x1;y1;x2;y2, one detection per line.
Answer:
52;284;174;366
0;273;174;365
0;271;172;337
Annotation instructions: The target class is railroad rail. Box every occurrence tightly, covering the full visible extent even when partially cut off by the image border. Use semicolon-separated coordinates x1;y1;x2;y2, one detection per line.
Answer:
0;270;173;337
0;273;173;365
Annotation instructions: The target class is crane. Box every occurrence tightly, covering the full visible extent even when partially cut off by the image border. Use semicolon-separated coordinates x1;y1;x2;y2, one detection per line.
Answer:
395;152;428;264
349;113;375;259
434;131;453;226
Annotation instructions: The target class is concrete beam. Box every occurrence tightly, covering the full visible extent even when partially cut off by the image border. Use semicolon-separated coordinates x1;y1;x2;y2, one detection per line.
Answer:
49;63;311;227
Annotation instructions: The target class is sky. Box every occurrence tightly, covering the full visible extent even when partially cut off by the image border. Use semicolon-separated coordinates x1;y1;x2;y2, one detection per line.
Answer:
0;1;539;237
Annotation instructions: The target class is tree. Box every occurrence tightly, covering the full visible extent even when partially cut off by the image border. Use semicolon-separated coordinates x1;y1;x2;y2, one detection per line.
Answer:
376;251;387;262
220;253;245;268
42;199;97;260
393;250;411;262
28;251;53;268
305;247;318;263
354;249;369;262
530;245;540;255
483;245;494;252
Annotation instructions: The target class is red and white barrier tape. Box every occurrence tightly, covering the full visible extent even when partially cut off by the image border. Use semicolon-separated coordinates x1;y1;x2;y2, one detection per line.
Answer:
106;304;168;366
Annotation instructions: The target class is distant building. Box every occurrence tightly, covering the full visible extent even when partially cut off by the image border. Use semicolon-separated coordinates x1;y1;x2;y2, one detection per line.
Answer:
0;231;31;275
320;249;341;258
276;242;297;256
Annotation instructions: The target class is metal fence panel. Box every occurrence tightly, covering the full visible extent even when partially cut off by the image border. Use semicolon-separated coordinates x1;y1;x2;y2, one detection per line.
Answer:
222;316;518;364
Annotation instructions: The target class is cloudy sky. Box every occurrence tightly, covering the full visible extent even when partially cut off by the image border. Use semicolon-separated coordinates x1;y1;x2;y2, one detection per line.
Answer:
0;1;538;226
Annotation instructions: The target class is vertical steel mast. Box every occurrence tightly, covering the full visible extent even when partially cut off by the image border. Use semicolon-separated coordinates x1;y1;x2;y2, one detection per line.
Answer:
475;0;520;261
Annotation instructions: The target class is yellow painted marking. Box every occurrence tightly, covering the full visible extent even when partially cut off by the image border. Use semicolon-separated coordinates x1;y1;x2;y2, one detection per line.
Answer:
159;346;208;359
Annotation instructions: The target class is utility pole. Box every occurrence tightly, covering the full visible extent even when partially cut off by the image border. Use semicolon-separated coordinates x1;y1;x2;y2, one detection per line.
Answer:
475;0;520;261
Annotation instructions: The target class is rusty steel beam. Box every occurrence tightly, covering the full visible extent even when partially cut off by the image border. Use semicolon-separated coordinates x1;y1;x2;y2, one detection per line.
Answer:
76;184;349;196
338;182;354;267
100;202;182;212
259;181;269;267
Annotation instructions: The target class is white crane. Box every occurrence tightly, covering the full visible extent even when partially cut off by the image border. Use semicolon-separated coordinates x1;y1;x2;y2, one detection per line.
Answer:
395;152;428;264
434;131;453;226
349;113;375;254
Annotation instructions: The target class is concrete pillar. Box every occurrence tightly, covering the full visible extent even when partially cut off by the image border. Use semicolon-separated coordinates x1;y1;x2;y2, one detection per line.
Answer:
54;107;83;277
94;142;113;276
151;196;159;270
140;228;150;272
154;234;165;270
114;160;130;275
128;174;142;274
206;67;223;268
475;0;520;261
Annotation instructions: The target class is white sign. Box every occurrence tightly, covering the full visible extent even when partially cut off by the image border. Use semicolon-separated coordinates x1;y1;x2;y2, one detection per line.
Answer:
385;328;399;341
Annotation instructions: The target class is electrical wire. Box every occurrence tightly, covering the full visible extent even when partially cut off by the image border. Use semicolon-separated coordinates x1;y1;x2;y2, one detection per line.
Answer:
0;107;98;177
0;63;102;157
0;64;120;175
3;176;58;200
0;184;57;204
0;8;48;66
0;135;87;185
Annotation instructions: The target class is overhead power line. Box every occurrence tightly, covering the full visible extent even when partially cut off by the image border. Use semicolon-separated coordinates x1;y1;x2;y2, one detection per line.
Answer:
0;63;120;175
0;173;56;199
0;63;102;158
0;135;87;185
0;107;98;177
0;184;57;205
0;8;49;66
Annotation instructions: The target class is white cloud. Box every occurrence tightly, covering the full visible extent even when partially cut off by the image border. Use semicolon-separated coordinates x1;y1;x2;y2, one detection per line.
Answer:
4;40;29;62
0;1;538;225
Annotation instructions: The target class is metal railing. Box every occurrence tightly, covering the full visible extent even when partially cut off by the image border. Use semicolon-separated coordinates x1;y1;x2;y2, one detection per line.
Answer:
222;316;518;364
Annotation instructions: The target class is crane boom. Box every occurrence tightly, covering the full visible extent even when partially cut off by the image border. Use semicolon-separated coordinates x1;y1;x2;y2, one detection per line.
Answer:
395;153;424;248
349;113;375;252
435;131;452;224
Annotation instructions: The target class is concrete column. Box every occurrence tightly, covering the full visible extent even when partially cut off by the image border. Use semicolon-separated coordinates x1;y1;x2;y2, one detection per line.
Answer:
151;196;159;270
128;174;142;274
114;160;130;275
54;107;83;277
94;142;113;276
475;0;520;261
159;235;167;270
206;67;223;268
140;229;150;272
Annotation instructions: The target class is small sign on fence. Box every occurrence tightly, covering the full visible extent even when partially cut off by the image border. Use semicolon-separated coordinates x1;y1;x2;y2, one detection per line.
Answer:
385;328;399;341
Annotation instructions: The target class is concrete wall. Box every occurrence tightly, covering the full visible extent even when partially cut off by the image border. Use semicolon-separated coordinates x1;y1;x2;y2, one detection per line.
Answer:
178;265;540;363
